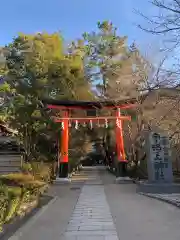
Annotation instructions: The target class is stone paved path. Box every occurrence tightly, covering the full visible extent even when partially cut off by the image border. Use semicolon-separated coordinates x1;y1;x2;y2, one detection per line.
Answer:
62;182;119;240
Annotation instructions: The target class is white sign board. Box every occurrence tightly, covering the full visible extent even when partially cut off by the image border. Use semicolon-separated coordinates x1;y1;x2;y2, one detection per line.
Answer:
147;132;173;183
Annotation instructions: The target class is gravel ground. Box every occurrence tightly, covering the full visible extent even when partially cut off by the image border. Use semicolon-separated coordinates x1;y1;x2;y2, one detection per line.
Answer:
139;193;180;207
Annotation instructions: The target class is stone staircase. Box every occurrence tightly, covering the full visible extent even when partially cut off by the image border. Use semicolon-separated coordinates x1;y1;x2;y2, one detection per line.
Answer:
0;153;22;174
0;136;22;174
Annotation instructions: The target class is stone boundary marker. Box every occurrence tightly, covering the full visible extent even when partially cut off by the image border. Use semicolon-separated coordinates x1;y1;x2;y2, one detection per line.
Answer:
137;130;180;194
139;192;180;208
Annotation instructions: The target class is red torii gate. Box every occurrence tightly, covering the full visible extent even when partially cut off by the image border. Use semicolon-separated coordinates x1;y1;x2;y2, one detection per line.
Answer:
43;98;137;179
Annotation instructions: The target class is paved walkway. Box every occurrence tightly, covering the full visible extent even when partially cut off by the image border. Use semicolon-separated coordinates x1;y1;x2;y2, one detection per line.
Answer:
62;171;118;240
7;167;180;240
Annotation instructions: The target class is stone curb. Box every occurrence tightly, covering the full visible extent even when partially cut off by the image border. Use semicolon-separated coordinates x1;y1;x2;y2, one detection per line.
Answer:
139;192;180;208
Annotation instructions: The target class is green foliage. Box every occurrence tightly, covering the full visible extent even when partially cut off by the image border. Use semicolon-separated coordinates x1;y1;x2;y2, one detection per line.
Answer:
83;21;126;92
4;196;21;223
21;162;53;183
0;196;9;231
1;32;93;161
83;21;148;100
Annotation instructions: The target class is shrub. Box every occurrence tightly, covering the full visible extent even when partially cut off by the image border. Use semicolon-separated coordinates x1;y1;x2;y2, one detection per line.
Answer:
0;173;48;231
21;162;54;183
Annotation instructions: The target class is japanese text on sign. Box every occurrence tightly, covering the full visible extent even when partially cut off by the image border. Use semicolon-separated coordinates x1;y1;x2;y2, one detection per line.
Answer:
151;133;166;181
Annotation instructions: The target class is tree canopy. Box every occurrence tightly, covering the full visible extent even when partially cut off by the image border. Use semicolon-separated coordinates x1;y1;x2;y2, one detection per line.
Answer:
0;21;150;163
83;21;149;100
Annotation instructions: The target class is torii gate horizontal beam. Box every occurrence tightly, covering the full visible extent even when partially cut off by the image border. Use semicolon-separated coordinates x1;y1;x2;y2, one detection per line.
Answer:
53;116;131;122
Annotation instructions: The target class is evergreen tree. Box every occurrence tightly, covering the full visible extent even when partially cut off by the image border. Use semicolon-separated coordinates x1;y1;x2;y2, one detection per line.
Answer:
1;33;93;161
83;21;148;100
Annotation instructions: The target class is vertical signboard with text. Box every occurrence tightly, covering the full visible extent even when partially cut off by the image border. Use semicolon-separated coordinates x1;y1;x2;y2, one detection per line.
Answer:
147;131;173;183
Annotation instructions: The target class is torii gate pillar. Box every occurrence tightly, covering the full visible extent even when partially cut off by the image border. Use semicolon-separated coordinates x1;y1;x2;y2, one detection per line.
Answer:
116;108;128;177
58;110;69;178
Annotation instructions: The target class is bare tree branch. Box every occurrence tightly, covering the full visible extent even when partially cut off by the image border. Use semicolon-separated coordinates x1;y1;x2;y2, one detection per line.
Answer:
137;0;180;39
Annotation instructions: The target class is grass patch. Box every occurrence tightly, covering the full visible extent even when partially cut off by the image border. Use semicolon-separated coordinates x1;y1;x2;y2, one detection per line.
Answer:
0;173;45;187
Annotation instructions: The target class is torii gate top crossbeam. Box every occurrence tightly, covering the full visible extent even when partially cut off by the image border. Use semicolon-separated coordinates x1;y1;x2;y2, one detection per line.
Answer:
43;98;138;110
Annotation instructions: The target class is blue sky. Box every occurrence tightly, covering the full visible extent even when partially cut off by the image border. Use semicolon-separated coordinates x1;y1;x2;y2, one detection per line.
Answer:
0;0;158;48
1;0;170;69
